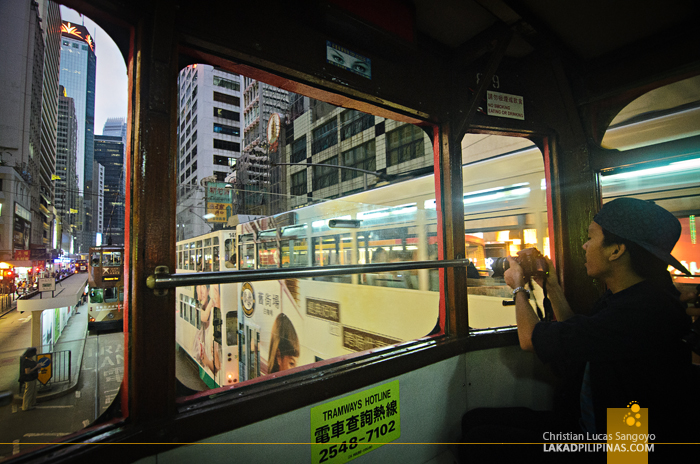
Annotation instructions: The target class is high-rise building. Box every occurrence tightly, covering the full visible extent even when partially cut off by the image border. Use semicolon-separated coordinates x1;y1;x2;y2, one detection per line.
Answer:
94;135;125;245
176;64;243;240
235;78;290;215
59;19;96;251
57;85;79;251
36;1;62;253
0;0;62;264
103;117;127;147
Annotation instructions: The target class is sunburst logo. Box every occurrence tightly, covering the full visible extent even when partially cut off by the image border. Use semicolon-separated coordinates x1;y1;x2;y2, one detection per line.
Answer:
85;34;94;51
61;22;82;38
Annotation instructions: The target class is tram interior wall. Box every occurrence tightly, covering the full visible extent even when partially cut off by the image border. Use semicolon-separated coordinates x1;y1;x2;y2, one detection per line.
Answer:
136;347;556;463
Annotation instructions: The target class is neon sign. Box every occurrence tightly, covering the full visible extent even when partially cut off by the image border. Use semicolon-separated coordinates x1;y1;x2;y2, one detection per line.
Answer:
61;21;95;52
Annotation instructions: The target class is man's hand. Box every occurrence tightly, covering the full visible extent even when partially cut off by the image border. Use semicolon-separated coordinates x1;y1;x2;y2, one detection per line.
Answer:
504;256;526;289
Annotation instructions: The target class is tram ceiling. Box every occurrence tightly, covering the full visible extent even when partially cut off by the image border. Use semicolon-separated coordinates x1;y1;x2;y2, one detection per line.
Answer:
63;0;700;125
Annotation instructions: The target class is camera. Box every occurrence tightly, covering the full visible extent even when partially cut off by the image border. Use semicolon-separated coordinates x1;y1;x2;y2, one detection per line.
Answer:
491;247;548;280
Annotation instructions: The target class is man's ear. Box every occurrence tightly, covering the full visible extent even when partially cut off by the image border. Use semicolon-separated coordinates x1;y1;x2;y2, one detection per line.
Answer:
608;243;627;262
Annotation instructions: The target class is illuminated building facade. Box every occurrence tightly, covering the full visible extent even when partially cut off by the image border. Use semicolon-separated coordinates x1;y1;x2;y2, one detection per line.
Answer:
59;19;96;252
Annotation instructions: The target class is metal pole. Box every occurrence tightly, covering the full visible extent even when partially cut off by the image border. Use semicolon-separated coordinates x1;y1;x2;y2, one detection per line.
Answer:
147;259;473;289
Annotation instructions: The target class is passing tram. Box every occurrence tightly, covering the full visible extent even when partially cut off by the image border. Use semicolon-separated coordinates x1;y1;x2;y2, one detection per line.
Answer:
87;246;125;331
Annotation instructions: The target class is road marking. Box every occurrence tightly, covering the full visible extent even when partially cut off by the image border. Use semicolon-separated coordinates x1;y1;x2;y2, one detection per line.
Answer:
82;419;90;428
12;404;18;414
36;405;74;409
13;439;19;455
75;390;81;398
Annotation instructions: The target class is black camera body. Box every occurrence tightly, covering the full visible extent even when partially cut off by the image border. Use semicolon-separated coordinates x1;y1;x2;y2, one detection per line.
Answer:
491;247;548;280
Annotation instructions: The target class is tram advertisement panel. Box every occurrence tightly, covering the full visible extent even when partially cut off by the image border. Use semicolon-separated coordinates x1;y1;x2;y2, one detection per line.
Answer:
238;279;439;377
310;380;400;464
192;283;223;385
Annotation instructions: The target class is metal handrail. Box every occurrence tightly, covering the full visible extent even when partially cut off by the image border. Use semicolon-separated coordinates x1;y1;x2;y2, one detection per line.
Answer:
147;259;472;289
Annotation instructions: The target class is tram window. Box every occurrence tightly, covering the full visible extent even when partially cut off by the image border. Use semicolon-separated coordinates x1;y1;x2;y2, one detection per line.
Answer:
600;155;700;281
203;246;212;272
224;239;235;269
213;307;222;343
460;134;548;329
90;288;103;304
104;287;118;303
213;245;220;271
258;240;279;269
188;246;196;270
281;238;308;268
195;241;203;270
91;252;101;267
239;239;255;269
226;311;237;347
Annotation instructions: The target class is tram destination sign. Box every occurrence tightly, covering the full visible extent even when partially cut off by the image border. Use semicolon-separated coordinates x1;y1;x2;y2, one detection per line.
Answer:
310;380;400;464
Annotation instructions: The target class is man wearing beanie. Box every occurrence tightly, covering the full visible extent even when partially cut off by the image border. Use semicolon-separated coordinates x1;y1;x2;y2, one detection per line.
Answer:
504;198;696;442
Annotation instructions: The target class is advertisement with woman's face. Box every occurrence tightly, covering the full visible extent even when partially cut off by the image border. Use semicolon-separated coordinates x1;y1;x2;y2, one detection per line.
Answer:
194;284;222;384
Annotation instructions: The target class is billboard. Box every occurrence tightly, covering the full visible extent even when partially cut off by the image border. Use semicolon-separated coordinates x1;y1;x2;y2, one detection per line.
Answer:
205;182;233;224
13;203;31;250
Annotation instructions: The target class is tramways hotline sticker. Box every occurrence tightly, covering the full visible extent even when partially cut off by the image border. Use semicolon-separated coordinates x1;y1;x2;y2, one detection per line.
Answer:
310;380;400;464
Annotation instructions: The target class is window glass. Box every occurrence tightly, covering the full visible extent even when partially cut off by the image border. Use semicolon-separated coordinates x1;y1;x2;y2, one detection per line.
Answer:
386;124;426;167
340;109;374;141
460;134;548;329
342;140;375;181
291;170;307;196
312;118;338;154
600;156;700;282
291;136;307;163
312;156;338;190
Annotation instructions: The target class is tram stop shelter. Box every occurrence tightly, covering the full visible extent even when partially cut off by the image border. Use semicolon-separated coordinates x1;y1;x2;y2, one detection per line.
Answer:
17;275;88;354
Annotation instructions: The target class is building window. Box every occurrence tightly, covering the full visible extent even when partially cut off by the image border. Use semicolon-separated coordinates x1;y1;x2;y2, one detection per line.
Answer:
214;107;240;122
213;155;231;166
385;124;425;167
213;123;240;137
312;156;338;190
342;140;376;181
213;92;240;107
213;76;240;92
312;119;338;155
291;170;307;196
291;136;307;163
214;139;240;152
340;110;374;141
